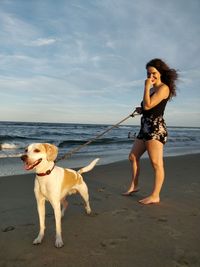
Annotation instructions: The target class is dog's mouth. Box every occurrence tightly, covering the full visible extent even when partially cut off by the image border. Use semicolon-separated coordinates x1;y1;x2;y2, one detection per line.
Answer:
23;158;43;170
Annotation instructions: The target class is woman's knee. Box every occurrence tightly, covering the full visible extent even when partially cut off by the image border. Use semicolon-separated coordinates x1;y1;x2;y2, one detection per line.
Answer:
129;139;145;162
129;152;138;162
151;159;163;170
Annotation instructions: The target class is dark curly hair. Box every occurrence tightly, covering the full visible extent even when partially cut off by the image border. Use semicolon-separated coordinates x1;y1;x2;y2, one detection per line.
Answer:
146;58;178;99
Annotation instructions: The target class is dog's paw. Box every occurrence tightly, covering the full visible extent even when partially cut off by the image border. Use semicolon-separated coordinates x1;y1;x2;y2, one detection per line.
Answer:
33;235;43;245
55;236;64;248
86;210;92;215
85;206;91;215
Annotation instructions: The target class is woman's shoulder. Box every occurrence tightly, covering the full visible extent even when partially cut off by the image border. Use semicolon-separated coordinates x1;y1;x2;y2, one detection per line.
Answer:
157;83;169;99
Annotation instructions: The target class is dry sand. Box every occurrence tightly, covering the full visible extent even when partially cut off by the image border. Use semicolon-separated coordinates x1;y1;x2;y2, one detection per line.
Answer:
0;154;200;267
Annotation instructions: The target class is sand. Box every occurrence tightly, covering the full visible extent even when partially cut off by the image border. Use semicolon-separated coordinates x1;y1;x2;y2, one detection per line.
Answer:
0;154;200;267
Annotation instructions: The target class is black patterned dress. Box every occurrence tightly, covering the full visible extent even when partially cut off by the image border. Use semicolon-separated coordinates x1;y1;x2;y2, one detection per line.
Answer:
137;95;168;145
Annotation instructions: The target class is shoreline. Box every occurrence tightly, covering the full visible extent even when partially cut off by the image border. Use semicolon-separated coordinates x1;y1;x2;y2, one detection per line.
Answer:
0;153;200;266
0;151;200;178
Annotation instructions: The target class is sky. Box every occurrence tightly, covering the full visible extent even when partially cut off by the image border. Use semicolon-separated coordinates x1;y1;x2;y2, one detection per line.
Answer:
0;0;200;127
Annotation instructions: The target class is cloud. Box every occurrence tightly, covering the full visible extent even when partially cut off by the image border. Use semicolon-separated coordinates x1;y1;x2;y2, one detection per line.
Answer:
0;11;37;45
28;38;57;47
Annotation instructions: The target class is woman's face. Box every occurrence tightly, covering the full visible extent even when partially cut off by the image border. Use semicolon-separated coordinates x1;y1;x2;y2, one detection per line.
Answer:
146;66;161;85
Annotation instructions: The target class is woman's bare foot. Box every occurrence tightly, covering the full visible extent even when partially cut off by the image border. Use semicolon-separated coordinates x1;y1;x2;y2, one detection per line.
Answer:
122;187;139;196
139;195;160;204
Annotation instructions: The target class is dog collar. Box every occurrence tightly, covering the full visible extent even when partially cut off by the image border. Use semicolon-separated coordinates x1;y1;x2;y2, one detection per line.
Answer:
36;164;55;177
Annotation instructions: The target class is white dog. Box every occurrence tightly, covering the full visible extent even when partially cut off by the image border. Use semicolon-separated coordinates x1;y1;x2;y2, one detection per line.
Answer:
21;143;99;248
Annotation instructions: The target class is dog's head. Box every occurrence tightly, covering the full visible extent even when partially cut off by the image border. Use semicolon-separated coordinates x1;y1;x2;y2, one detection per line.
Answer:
21;143;58;170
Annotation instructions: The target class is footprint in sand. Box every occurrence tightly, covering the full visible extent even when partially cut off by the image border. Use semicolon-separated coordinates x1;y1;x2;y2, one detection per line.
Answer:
157;216;168;222
91;237;128;256
162;225;182;239
125;210;139;222
91;196;102;202
100;236;128;249
173;248;200;266
97;187;106;192
2;226;15;232
90;249;104;256
111;208;139;223
111;208;128;216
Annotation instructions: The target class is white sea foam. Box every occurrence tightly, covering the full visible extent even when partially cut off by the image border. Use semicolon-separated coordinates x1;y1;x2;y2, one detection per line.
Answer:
0;153;22;159
1;143;19;150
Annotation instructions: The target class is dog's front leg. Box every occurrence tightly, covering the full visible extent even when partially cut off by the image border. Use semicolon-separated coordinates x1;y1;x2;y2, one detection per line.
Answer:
33;197;46;245
52;201;64;248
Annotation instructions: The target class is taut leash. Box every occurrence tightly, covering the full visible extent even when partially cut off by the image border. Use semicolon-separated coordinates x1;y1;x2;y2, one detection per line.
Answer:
56;111;140;162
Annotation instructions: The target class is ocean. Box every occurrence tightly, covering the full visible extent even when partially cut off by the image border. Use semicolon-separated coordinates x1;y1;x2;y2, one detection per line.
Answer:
0;121;200;177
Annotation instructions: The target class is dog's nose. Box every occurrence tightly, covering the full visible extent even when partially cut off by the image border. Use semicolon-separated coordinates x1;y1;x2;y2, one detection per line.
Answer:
21;155;27;161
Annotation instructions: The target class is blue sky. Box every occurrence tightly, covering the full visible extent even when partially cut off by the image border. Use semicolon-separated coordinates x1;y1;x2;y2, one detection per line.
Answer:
0;0;199;126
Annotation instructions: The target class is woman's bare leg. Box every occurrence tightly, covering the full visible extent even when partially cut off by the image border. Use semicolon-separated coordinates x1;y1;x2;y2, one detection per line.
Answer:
122;139;146;195
139;140;164;204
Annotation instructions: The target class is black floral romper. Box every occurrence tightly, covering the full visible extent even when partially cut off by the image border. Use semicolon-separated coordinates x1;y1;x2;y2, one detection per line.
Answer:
137;97;168;145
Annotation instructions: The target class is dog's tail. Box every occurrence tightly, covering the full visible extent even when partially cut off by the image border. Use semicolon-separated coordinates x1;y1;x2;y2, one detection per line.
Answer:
78;158;99;174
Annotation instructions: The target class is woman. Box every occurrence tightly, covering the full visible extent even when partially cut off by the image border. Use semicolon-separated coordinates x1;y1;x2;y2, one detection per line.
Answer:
123;58;178;204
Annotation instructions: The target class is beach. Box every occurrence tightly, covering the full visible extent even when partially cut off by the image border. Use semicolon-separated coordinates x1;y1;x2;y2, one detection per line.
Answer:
0;154;200;267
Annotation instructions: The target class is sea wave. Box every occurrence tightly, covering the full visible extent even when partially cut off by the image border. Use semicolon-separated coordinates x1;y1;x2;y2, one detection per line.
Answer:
168;136;198;142
58;137;131;148
0;134;41;142
0;143;19;150
0;122;200;163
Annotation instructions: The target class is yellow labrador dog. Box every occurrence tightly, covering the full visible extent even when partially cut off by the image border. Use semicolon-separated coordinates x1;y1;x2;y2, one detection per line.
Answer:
21;143;99;248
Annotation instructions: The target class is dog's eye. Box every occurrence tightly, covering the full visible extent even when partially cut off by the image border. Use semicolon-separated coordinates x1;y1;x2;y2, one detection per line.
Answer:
25;149;28;153
34;149;40;153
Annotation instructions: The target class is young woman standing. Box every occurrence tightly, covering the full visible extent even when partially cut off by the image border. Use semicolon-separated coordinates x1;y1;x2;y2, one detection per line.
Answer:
123;58;178;204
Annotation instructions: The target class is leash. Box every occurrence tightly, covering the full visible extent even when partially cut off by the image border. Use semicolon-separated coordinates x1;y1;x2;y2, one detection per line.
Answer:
56;111;140;162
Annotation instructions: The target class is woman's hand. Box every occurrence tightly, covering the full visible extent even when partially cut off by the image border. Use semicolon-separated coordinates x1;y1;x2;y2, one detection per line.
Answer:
144;78;152;90
135;107;142;114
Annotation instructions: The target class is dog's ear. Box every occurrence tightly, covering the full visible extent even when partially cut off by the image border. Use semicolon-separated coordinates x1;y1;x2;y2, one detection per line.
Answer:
43;143;58;162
